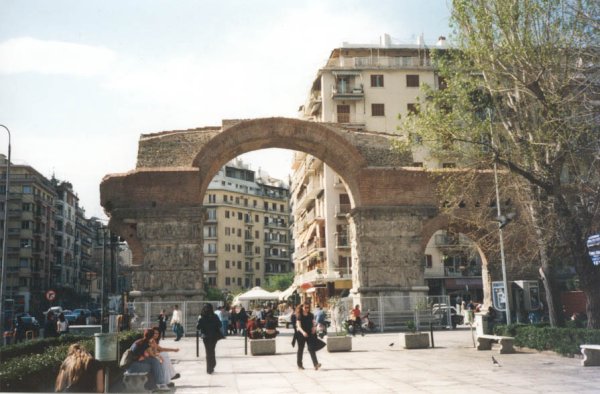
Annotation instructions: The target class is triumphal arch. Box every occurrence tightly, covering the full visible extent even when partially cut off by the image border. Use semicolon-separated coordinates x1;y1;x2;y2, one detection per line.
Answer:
100;118;535;305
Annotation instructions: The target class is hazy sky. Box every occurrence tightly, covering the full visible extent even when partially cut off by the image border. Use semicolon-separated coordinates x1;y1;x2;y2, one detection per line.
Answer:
0;0;451;219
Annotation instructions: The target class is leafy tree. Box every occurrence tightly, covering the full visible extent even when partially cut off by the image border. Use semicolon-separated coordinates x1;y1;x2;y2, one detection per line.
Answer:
404;0;600;328
263;273;294;292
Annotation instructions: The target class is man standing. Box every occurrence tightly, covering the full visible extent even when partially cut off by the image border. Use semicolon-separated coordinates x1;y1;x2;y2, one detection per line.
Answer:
170;305;183;341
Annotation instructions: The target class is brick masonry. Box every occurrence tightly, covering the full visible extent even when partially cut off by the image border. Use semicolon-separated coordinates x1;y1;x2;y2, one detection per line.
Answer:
101;118;535;303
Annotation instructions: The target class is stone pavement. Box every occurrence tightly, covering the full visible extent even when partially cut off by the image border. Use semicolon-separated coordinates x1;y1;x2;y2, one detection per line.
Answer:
114;327;600;393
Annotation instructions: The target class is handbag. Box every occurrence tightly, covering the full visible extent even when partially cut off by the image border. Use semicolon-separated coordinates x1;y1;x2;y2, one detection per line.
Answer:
119;349;136;369
307;334;326;352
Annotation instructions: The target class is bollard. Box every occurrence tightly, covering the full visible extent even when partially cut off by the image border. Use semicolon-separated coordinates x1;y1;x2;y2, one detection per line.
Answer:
430;323;435;348
244;329;248;355
196;330;199;358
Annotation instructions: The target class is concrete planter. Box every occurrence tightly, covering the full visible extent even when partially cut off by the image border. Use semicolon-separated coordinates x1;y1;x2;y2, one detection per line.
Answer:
250;338;276;355
327;335;352;352
400;332;430;349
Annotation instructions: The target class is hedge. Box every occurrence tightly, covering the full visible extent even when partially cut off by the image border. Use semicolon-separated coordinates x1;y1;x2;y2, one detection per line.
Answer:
0;331;142;392
0;334;86;362
495;324;600;356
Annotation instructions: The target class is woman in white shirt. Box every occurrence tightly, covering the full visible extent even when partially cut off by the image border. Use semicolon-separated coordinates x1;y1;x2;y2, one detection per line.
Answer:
57;313;69;335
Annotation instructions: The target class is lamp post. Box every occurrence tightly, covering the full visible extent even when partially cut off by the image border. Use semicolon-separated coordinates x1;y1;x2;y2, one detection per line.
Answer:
488;110;512;325
0;124;11;332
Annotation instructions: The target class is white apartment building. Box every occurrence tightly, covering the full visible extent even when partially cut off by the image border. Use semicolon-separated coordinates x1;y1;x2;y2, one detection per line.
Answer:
203;160;293;294
293;35;482;306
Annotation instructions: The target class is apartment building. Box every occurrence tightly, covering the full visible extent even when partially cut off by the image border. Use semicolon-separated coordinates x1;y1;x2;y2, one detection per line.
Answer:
294;34;482;305
0;154;57;315
203;160;292;293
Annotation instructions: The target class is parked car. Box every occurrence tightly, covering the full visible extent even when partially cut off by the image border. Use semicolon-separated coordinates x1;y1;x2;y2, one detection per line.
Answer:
44;306;64;316
432;304;464;328
69;309;92;324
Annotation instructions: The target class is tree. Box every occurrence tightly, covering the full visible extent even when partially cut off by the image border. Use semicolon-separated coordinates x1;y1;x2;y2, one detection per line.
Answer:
263;273;294;292
404;0;600;328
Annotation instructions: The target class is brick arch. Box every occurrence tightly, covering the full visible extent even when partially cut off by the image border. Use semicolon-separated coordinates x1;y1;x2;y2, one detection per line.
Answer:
191;118;367;207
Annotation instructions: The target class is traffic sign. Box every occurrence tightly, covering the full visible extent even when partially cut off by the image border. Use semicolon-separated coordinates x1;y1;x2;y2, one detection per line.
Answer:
46;290;56;301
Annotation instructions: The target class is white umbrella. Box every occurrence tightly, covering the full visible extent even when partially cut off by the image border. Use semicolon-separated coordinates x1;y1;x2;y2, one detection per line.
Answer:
236;286;280;301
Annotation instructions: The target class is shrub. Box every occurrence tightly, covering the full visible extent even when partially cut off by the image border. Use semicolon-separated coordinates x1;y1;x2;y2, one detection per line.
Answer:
495;324;600;356
0;330;141;392
0;334;86;362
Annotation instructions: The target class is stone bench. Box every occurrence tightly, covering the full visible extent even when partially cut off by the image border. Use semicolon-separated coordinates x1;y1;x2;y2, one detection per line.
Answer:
250;338;276;355
580;344;600;366
123;371;149;392
476;334;515;354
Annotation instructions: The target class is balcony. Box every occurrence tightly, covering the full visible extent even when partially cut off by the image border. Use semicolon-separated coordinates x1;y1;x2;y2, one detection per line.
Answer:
349;56;433;69
331;85;364;100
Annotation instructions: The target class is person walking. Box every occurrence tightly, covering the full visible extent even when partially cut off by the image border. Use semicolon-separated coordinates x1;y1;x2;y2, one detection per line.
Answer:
220;305;230;337
158;309;168;340
196;303;223;374
170;305;183;341
57;312;69;335
55;343;104;393
237;307;248;336
44;311;59;338
295;303;321;371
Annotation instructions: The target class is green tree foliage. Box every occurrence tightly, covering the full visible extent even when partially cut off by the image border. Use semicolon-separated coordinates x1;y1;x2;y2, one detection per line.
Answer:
403;0;600;328
263;273;294;292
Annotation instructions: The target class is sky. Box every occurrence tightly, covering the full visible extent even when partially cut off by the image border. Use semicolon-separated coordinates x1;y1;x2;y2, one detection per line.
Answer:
0;0;451;219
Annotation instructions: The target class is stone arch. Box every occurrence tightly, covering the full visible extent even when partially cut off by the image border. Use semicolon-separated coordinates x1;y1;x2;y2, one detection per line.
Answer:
192;118;367;207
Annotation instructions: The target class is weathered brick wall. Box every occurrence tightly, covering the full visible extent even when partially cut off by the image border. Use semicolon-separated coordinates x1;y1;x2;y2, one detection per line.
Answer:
137;127;221;168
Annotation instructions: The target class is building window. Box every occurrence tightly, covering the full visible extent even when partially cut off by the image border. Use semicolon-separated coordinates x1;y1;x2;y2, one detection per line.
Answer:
208;277;216;286
237;261;242;269
237;245;242;253
255;246;260;254
22;185;32;194
407;103;419;115
225;227;230;236
255;214;259;222
406;74;420;87
442;163;456;168
21;221;30;229
225;277;231;286
371;104;385;116
255;230;259;239
237;228;242;237
237;212;243;220
424;254;433;268
370;74;384;87
208;194;216;203
225;260;230;268
255;278;261;287
225;210;230;218
207;208;217;220
255;262;260;270
437;76;447;90
208;260;216;271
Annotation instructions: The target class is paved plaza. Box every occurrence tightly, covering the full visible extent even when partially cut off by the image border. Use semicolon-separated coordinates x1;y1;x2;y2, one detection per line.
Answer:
114;327;600;393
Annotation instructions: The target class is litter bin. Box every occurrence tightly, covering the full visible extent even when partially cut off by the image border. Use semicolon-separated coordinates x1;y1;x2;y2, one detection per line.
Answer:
475;313;488;336
94;333;118;361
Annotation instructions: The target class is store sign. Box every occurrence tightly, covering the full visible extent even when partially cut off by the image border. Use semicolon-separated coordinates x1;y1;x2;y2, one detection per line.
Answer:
492;281;507;311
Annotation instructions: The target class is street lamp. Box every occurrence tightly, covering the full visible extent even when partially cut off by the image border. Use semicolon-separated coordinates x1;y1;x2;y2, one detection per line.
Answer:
0;124;11;332
488;110;512;325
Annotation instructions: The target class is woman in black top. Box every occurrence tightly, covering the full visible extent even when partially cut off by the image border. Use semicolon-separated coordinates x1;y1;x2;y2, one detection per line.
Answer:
196;303;223;374
295;303;321;370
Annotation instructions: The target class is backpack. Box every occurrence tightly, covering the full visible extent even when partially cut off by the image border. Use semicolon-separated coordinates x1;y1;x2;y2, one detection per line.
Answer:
119;349;136;369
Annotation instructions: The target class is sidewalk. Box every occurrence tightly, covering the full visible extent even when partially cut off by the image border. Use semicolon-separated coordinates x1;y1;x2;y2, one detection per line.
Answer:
116;327;599;393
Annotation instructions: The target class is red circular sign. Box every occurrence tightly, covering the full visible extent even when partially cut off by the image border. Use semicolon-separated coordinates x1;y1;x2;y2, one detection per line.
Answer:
46;290;56;301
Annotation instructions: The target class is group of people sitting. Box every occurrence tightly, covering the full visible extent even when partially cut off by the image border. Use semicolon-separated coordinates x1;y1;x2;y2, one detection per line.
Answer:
124;326;181;391
246;311;279;339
